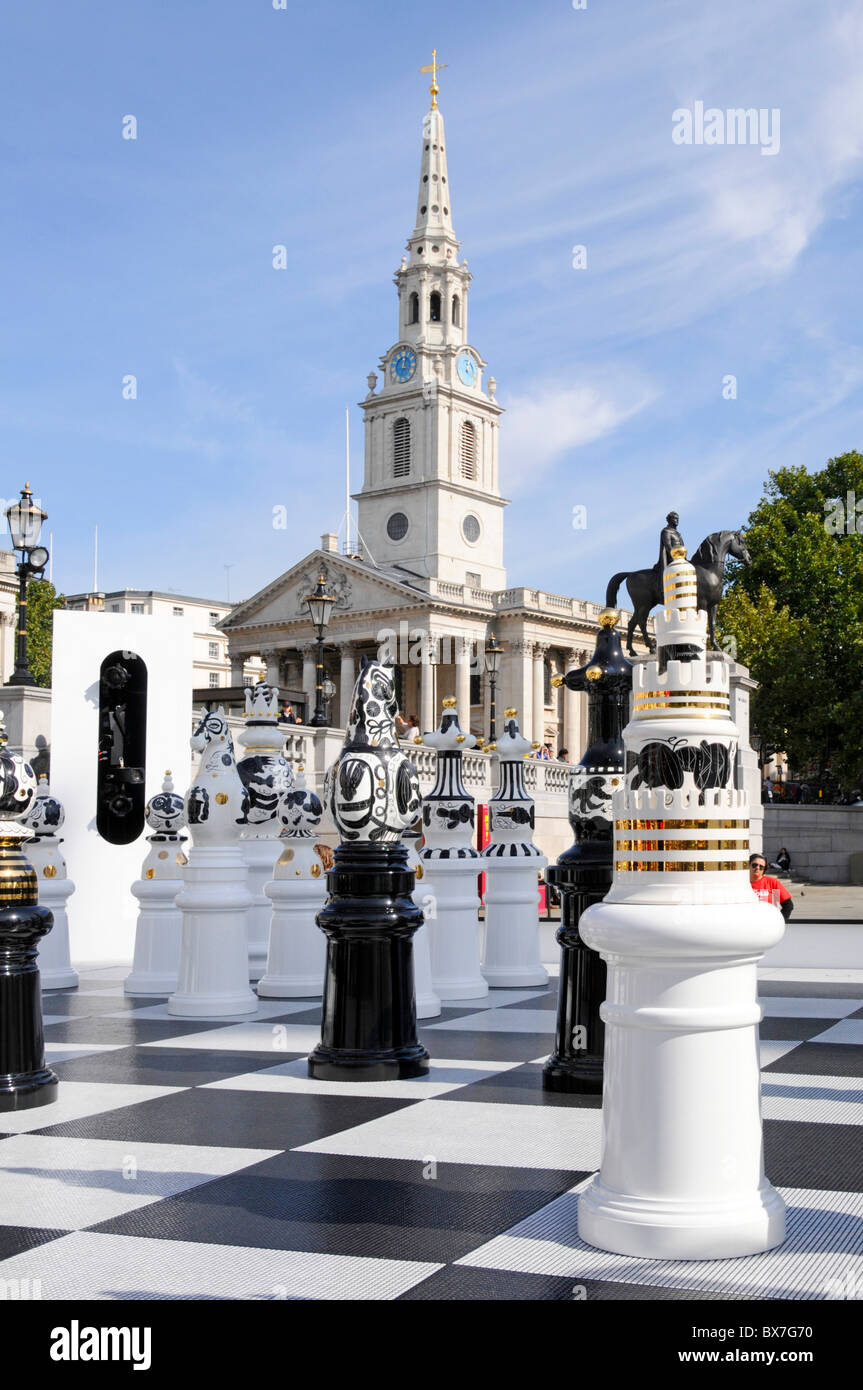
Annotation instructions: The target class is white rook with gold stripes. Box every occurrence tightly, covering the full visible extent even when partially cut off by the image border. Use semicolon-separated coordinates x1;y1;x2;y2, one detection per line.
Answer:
577;546;787;1260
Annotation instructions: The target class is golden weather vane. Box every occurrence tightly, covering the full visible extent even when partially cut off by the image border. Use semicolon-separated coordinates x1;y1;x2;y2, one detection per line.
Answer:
419;48;447;109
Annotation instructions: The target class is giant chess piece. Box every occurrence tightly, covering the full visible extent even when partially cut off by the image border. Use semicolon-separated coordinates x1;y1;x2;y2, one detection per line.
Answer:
169;708;257;1017
402;813;441;1020
0;712;57;1111
308;660;429;1080
22;775;79;991
578;547;786;1259
544;614;631;1092
419;699;487;1001
481;710;548;988
236;681;294;981
125;772;187;996
258;767;327;998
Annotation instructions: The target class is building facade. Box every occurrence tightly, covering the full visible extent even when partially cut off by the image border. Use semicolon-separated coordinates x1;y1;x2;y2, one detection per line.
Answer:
223;92;648;748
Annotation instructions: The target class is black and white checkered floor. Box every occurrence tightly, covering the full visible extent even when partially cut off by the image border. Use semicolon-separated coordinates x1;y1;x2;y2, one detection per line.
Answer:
1;965;862;1301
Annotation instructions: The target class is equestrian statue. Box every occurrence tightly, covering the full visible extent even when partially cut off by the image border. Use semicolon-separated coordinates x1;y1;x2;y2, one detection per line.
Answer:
606;511;751;655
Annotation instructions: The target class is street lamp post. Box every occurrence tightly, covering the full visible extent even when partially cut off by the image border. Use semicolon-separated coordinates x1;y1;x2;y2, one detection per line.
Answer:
305;572;335;727
484;632;503;742
6;484;50;688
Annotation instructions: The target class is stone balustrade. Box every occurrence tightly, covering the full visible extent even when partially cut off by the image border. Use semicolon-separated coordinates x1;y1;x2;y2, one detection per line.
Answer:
209;716;573;863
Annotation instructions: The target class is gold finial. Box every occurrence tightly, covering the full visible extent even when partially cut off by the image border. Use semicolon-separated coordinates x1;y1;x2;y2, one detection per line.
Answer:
455;734;465;743
586;665;603;682
420;48;447;109
413;735;423;744
504;707;517;718
671;546;687;560
598;608;620;629
551;674;564;688
442;697;457;708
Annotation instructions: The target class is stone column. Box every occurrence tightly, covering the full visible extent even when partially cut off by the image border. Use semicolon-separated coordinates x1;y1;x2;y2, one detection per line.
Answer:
563;649;580;756
338;644;356;729
509;638;533;736
230;654;245;686
420;641;435;735
456;637;472;723
261;649;282;688
532;643;548;745
301;644;316;726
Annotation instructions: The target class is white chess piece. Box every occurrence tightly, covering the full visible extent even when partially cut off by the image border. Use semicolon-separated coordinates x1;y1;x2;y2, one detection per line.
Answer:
169;708;256;1017
258;768;327;997
22;776;78;991
125;772;187;995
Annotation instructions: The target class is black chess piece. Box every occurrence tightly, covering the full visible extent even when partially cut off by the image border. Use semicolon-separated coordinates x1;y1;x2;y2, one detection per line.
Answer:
544;612;632;1093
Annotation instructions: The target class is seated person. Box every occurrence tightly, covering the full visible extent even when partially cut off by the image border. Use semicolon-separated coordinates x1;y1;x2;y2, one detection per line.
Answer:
769;846;791;873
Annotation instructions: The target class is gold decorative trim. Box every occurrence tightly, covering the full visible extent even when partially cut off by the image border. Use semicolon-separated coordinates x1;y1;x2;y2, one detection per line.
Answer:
616;838;750;852
634;690;727;700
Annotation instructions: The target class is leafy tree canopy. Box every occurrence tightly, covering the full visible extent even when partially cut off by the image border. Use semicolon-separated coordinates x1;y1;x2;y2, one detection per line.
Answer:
718;451;863;790
25;580;65;688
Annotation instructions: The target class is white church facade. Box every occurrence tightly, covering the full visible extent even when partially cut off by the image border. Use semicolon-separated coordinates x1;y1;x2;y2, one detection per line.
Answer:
223;89;642;752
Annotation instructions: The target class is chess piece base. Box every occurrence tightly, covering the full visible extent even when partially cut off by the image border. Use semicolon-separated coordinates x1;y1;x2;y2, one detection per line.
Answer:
309;842;429;1080
578;1179;786;1260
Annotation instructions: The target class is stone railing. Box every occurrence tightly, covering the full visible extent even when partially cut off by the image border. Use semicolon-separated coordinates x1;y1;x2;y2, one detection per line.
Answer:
209;717;572;861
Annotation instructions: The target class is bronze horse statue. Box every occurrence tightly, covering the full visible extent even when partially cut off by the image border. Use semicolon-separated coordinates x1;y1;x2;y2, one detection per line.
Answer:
606;530;751;656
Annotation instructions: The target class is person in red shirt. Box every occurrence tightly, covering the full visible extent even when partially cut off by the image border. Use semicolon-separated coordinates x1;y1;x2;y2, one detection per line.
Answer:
749;853;793;920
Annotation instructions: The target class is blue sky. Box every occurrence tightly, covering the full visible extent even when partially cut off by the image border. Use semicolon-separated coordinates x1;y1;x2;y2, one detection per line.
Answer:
2;0;862;605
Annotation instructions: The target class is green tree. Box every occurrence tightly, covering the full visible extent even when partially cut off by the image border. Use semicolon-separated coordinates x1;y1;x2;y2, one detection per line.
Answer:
24;580;65;688
718;451;863;791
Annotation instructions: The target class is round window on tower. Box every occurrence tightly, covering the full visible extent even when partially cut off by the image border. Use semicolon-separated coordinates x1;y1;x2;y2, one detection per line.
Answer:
462;514;481;544
387;512;409;542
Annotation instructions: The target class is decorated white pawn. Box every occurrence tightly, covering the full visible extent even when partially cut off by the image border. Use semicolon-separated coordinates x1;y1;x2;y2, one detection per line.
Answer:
402;814;441;1020
258;767;327;998
236;681;294;981
419;698;488;1001
124;772;187;996
22;776;78;991
481;709;549;988
169;708;256;1017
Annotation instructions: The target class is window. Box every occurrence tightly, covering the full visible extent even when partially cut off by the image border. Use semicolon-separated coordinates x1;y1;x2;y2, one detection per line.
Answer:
544;660;552;707
393;417;411;477
173;606;184;617
130;603;144;615
462;514;481;544
470;673;481;707
387;512;409;542
209;611;219;627
208;672;220;688
452;294;460;327
408;292;419;324
110;604;120;612
466;571;481;589
208;642;220;660
460;421;477;481
429;290;442;322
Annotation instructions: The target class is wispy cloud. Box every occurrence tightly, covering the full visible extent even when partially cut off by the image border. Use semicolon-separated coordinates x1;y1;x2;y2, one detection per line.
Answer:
501;373;659;495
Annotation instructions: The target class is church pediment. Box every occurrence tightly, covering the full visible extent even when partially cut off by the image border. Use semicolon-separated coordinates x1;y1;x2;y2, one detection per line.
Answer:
223;551;426;633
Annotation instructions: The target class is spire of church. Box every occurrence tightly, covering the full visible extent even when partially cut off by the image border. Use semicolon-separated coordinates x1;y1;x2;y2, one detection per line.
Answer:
410;52;457;263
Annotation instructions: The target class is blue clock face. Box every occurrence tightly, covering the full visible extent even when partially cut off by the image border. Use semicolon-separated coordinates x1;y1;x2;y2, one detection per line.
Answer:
390;348;417;384
457;350;478;387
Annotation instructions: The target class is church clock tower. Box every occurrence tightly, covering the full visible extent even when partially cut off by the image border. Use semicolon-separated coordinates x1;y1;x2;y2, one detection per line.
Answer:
356;57;508;590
